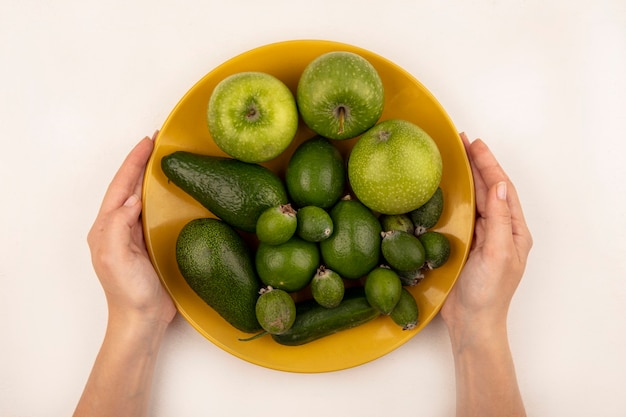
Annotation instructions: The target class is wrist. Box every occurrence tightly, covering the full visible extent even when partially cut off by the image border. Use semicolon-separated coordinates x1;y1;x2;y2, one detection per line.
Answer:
445;314;509;354
106;306;170;348
104;289;176;327
74;302;169;417
446;314;527;417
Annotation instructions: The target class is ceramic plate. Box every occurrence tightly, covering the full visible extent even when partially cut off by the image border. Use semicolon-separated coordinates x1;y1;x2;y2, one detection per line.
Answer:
142;39;475;373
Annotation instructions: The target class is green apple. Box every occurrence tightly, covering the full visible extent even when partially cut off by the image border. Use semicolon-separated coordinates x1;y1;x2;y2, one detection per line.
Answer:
348;119;442;215
296;51;384;140
207;72;298;163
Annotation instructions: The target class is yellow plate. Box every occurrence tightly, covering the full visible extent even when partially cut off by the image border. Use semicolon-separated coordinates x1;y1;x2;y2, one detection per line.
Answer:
142;40;475;373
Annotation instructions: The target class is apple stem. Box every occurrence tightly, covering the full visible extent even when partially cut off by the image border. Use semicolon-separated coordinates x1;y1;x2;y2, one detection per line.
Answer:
338;106;345;135
246;104;260;122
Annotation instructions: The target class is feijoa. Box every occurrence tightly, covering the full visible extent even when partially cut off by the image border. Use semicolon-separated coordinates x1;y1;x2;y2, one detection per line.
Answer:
396;267;425;287
418;231;451;269
311;266;345;308
379;213;414;234
410;187;444;235
390;288;419;330
296;206;333;242
364;267;402;315
381;230;425;272
255;236;320;292
255;287;296;335
256;204;297;245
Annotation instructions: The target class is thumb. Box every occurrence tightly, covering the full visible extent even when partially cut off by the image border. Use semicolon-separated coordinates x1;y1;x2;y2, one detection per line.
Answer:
93;194;143;266
120;194;143;225
482;181;514;256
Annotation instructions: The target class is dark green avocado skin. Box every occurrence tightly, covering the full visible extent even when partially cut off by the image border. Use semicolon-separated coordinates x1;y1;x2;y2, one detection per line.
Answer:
161;151;288;233
176;217;262;333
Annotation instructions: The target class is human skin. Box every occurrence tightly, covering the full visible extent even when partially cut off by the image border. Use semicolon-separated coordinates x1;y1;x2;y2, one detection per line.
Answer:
74;132;532;417
73;133;176;417
441;133;533;417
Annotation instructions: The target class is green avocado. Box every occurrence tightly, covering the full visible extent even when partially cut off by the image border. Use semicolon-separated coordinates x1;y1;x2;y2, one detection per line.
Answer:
319;197;381;279
176;218;262;333
161;151;288;233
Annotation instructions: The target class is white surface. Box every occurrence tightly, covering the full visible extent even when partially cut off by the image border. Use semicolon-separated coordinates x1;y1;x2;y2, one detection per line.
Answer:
1;1;625;416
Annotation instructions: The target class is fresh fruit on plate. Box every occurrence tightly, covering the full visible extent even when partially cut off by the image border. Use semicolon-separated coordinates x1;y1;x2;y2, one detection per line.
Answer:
256;204;297;246
143;40;475;370
381;230;426;272
390;288;419;330
410;187;444;235
161;151;288;233
418;231;451;269
364;267;403;315
295;205;333;242
271;289;380;346
161;49;453;349
297;51;384;140
207;71;299;163
255;236;320;292
379;213;415;235
319;197;382;279
175;218;262;333
348;119;442;215
310;266;345;309
255;287;297;335
285;136;346;209
397;267;425;287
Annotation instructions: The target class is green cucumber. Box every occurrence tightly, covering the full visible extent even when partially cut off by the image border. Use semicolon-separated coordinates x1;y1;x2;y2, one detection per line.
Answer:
271;289;380;346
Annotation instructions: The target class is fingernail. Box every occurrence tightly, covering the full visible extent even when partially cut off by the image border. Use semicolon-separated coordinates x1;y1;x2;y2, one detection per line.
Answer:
124;194;139;207
151;130;159;141
496;181;507;200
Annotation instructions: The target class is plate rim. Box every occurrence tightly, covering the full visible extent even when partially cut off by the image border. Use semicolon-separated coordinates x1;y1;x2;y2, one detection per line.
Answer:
142;39;475;373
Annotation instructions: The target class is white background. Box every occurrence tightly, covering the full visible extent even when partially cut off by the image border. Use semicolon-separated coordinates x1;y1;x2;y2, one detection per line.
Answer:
1;1;625;416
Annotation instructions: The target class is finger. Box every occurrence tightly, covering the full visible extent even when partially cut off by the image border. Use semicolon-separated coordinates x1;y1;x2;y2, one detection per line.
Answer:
468;139;519;216
121;194;144;244
468;139;533;263
130;164;147;201
468;139;530;243
99;196;144;257
99;137;154;215
130;131;158;198
460;133;489;215
468;139;510;189
459;131;471;152
482;181;514;262
468;140;524;215
510;195;533;264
